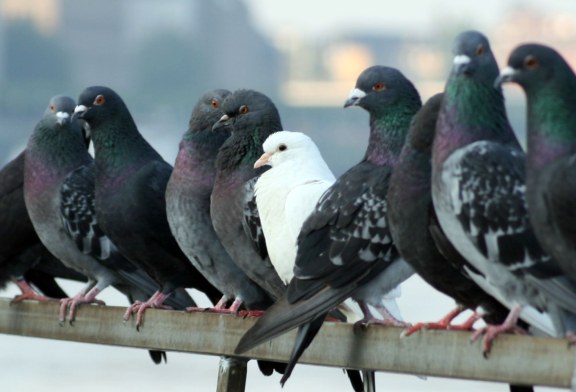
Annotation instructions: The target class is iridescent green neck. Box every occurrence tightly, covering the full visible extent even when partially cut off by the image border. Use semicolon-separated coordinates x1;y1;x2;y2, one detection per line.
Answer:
526;82;576;170
366;101;419;166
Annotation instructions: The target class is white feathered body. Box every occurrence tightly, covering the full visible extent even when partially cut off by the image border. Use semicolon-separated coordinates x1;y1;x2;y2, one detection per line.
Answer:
255;131;335;283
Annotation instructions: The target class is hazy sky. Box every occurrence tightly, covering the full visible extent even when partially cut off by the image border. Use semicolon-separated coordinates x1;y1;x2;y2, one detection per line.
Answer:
244;0;576;38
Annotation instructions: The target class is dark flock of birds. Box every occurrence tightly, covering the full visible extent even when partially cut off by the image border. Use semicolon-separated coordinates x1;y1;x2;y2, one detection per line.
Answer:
2;29;576;391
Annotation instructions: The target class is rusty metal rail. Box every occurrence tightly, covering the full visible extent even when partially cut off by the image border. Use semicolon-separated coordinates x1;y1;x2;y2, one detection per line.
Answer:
0;298;574;390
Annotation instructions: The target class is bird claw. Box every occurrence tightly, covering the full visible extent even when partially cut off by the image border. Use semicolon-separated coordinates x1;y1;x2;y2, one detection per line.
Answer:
126;299;172;331
59;295;106;324
401;322;428;337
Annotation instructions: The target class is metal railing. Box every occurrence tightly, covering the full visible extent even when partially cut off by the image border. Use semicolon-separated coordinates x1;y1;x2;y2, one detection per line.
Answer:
0;298;573;391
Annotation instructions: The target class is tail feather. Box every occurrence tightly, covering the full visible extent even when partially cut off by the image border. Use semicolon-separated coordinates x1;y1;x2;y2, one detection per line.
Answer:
280;315;326;387
235;283;355;354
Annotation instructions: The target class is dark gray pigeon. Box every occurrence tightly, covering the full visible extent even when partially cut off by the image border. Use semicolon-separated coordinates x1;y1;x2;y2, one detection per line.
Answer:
74;86;221;330
166;89;286;376
235;66;419;361
497;44;576;342
210;89;286;300
386;92;539;372
166;89;275;313
431;31;576;353
24;95;116;321
0;133;86;302
393;91;536;392
24;95;189;364
24;94;190;323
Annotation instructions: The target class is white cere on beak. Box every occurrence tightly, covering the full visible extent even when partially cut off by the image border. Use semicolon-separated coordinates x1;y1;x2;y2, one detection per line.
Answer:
219;114;229;122
74;105;87;114
499;66;516;78
347;88;366;101
453;54;471;66
56;111;70;125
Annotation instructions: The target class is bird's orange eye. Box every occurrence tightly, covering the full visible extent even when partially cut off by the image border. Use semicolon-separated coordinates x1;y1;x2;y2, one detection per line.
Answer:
210;98;220;109
50;104;55;112
524;55;539;70
239;105;249;114
94;95;106;106
372;82;385;92
475;45;484;56
278;144;287;151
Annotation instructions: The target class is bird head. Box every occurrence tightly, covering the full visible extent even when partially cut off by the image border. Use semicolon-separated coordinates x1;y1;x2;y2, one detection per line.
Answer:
188;89;231;132
344;65;421;113
254;130;317;169
73;86;128;129
495;44;570;93
47;95;90;149
45;95;76;126
212;89;282;134
450;30;499;85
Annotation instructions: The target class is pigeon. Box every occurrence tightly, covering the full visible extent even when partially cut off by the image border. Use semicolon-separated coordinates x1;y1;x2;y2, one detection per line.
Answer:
210;89;286;300
387;92;536;339
431;31;575;353
497;45;576;288
0;145;79;302
0;96;91;303
253;130;373;387
74;86;221;330
235;65;420;359
253;130;336;283
23;95;187;324
166;88;275;314
166;89;287;377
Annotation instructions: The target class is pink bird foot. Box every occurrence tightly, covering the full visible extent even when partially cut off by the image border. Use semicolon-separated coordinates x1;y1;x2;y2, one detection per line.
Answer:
353;302;410;333
123;291;172;331
59;288;105;324
10;279;57;304
470;305;527;357
186;296;265;318
402;306;480;337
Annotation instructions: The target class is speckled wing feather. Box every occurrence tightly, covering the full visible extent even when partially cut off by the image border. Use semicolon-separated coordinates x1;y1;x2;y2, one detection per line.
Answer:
241;176;268;260
444;141;554;276
289;161;396;302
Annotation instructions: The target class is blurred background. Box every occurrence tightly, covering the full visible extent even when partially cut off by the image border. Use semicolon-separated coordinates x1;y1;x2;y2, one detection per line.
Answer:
1;0;575;391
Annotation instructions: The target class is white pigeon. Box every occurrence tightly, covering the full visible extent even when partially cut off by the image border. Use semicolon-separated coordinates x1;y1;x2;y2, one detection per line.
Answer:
254;131;335;283
254;130;402;321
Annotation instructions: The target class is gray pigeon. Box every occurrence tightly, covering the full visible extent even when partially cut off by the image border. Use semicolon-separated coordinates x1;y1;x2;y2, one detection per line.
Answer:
166;89;287;376
431;31;576;353
1;97;88;302
74;86;221;330
23;95;115;321
497;44;576;341
210;89;286;300
166;89;274;313
25;94;192;364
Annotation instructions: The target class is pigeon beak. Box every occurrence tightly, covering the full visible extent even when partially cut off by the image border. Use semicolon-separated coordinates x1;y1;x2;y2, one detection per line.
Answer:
494;66;517;88
453;54;471;75
343;88;366;108
55;111;70;126
254;152;272;169
212;114;231;132
73;104;88;120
